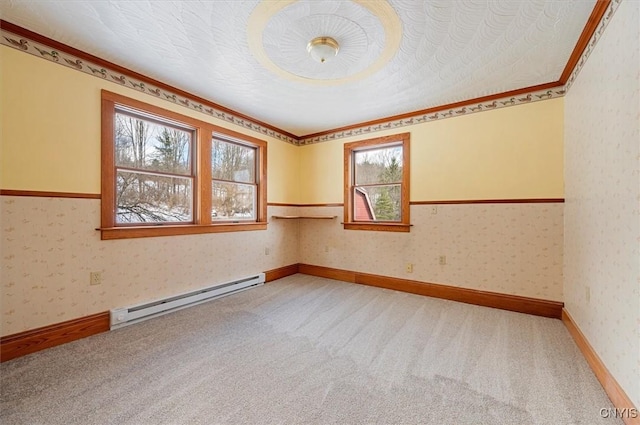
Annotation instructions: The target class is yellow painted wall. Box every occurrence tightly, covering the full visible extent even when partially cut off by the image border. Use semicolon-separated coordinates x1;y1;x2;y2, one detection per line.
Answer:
298;98;564;203
0;46;299;203
268;140;299;203
2;44;564;204
2;47;102;194
297;140;343;203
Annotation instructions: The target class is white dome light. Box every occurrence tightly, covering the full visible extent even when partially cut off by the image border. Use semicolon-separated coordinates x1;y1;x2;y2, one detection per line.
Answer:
307;36;340;63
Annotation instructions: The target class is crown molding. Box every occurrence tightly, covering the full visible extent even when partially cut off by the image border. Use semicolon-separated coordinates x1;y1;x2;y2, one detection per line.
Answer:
564;0;621;90
560;0;611;84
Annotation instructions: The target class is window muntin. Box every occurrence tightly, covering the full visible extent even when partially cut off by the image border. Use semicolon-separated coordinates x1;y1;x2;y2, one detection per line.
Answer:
114;110;195;224
344;133;410;232
211;137;258;221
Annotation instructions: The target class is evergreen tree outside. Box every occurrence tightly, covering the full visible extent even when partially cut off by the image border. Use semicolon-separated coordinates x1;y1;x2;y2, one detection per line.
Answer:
373;152;402;220
373;189;396;220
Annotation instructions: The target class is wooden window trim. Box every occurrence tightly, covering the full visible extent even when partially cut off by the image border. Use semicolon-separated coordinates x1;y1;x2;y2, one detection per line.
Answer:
99;222;268;240
210;128;267;225
343;133;410;232
100;90;267;240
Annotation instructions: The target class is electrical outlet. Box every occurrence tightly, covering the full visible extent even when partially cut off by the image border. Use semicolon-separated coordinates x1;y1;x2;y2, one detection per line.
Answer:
431;206;438;215
406;263;413;273
324;246;329;253
439;256;447;265
265;247;270;256
90;271;102;286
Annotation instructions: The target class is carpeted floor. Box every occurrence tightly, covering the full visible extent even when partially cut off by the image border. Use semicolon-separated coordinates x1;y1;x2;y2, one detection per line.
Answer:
0;274;620;424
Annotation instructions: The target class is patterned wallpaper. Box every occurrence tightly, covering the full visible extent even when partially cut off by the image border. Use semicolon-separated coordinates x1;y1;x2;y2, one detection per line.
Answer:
563;0;640;408
298;204;564;302
1;197;564;336
0;198;299;336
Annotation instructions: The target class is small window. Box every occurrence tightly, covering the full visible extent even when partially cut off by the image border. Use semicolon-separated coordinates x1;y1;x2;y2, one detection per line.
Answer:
211;135;258;221
100;90;267;239
344;133;410;232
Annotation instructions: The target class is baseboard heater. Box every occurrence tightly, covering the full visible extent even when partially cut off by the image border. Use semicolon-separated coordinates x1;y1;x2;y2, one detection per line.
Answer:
109;273;265;330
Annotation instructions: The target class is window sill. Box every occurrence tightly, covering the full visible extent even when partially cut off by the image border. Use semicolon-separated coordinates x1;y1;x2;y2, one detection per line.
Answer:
342;222;412;232
98;222;267;240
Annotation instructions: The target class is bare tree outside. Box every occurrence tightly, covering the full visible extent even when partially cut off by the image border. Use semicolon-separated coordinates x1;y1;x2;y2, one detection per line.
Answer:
354;145;403;221
115;112;193;223
211;138;257;220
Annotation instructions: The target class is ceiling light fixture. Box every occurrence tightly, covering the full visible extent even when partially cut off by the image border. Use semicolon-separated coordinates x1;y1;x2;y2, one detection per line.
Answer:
307;36;339;63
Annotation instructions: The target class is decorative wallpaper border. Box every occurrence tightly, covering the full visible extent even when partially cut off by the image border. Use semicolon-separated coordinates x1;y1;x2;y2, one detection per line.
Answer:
0;25;299;146
565;0;622;91
298;86;567;145
1;0;620;146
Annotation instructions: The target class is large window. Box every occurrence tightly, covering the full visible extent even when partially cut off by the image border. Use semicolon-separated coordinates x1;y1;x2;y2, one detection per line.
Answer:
101;90;267;239
344;133;410;232
114;109;195;224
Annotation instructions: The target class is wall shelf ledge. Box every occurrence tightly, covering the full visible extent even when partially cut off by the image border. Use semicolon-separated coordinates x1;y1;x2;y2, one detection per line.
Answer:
272;215;337;220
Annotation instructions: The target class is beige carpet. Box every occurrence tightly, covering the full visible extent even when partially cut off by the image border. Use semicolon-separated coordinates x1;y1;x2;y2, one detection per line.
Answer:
0;274;619;424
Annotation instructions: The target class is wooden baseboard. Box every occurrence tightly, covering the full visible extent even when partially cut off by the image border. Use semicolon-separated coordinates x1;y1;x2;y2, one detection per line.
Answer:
562;309;639;425
0;312;110;362
298;263;563;318
265;264;300;282
299;263;356;283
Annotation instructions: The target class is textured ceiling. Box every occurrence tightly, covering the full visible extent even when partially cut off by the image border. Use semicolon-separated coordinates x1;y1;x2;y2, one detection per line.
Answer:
1;0;596;136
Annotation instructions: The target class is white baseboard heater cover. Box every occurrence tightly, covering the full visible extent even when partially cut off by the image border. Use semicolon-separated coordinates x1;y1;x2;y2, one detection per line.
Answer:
110;273;265;330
